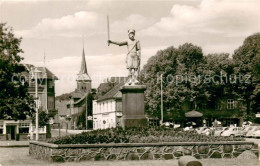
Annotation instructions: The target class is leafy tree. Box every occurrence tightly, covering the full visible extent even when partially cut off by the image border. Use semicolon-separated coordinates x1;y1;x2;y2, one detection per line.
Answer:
139;43;207;123
233;33;260;115
203;53;236;105
76;93;93;129
32;109;49;128
0;23;34;120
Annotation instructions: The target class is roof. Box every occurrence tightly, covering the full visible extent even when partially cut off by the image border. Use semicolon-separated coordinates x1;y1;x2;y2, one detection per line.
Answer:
97;81;125;102
23;64;58;80
73;93;88;105
77;48;91;81
66;92;88;108
69;89;86;99
185;110;203;118
95;77;128;99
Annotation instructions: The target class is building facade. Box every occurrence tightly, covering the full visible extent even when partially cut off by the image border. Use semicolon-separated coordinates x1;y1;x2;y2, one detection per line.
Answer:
0;65;57;141
93;80;126;130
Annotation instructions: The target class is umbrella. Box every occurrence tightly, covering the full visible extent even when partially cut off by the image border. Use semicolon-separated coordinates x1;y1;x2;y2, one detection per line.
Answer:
185;110;203;117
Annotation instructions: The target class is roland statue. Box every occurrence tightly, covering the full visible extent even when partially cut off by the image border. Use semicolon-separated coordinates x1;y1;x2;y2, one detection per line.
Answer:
108;29;141;85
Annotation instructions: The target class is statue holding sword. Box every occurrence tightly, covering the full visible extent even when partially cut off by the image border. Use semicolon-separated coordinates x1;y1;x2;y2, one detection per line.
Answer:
107;16;141;85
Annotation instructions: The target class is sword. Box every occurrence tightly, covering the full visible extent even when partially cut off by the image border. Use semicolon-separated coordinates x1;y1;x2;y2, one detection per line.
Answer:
107;15;110;46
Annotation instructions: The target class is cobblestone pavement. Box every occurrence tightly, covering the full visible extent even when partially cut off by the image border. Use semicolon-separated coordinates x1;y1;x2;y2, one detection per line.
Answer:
0;147;259;166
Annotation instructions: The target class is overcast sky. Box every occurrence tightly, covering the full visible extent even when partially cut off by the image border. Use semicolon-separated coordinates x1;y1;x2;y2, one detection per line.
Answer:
0;0;259;96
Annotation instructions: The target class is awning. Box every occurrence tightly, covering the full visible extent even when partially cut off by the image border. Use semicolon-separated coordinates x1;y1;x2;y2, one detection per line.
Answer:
185;110;203;118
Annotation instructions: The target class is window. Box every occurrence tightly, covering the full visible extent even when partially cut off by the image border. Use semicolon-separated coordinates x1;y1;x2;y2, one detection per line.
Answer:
19;123;30;134
19;128;29;133
19;123;30;127
227;99;235;109
48;81;54;88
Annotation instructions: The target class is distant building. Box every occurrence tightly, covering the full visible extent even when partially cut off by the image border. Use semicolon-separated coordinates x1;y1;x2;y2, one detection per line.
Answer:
164;87;247;127
55;48;92;130
93;77;127;130
0;64;58;141
24;64;59;120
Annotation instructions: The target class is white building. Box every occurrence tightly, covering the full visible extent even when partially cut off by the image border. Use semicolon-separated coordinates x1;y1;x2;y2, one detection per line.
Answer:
93;82;124;130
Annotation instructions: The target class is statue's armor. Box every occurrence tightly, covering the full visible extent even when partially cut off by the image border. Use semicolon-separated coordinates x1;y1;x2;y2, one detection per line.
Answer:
126;39;141;69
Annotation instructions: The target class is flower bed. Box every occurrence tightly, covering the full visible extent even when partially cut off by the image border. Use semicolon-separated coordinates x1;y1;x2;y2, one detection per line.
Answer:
28;127;259;162
48;127;244;144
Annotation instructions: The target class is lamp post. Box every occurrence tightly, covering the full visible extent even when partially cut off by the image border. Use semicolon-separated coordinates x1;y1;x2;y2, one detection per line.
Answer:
86;95;88;130
160;73;164;125
65;115;71;135
34;68;41;141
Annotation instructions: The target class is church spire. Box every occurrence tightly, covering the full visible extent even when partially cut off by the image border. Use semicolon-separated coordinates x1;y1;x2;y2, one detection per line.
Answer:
79;48;88;74
77;44;91;81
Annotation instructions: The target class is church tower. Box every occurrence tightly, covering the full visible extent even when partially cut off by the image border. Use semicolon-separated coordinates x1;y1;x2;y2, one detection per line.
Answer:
76;47;91;93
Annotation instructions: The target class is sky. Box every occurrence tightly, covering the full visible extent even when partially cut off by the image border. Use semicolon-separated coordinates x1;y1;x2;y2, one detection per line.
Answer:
0;0;259;96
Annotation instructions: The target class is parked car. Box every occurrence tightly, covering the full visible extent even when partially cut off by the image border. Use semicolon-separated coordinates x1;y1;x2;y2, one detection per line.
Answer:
161;122;174;128
184;126;194;131
221;127;243;137
201;128;212;136
214;127;227;136
196;127;207;134
241;126;254;137
246;126;260;138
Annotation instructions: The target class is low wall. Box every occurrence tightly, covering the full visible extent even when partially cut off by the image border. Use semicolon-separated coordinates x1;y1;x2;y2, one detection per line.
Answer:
29;141;259;162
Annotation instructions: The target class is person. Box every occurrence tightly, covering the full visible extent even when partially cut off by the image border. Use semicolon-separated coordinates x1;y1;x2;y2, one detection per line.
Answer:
108;29;141;85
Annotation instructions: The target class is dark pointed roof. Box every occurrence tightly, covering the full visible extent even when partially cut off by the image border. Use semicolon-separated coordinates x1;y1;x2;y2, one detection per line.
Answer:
77;48;91;81
23;64;58;80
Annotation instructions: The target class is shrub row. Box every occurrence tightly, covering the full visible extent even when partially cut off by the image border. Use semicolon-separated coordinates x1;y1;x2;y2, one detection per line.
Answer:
48;127;244;144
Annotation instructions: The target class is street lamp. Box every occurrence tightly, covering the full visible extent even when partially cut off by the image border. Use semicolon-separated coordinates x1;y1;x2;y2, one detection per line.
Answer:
160;73;164;125
34;68;41;141
65;115;71;135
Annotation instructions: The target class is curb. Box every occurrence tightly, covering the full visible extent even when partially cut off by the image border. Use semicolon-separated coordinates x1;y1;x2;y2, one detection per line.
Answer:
0;144;29;148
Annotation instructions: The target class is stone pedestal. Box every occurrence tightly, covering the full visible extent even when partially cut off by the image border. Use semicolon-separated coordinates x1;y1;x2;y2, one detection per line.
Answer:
120;85;148;129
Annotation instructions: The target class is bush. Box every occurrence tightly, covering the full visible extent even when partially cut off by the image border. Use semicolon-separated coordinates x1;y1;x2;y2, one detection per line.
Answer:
48;127;244;145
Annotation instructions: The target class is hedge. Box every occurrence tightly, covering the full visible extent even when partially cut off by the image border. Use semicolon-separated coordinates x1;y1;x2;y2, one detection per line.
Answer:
48;127;244;144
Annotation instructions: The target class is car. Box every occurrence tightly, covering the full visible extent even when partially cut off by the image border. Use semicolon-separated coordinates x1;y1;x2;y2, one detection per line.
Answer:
161;122;174;128
221;127;243;137
196;127;207;134
246;126;260;138
252;129;260;138
214;127;227;136
241;126;254;137
202;128;212;136
184;126;195;131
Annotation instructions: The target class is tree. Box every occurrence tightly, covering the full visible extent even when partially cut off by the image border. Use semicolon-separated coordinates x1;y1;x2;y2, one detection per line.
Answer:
233;33;260;115
76;93;94;129
139;43;208;123
32;109;49;128
0;23;34;120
